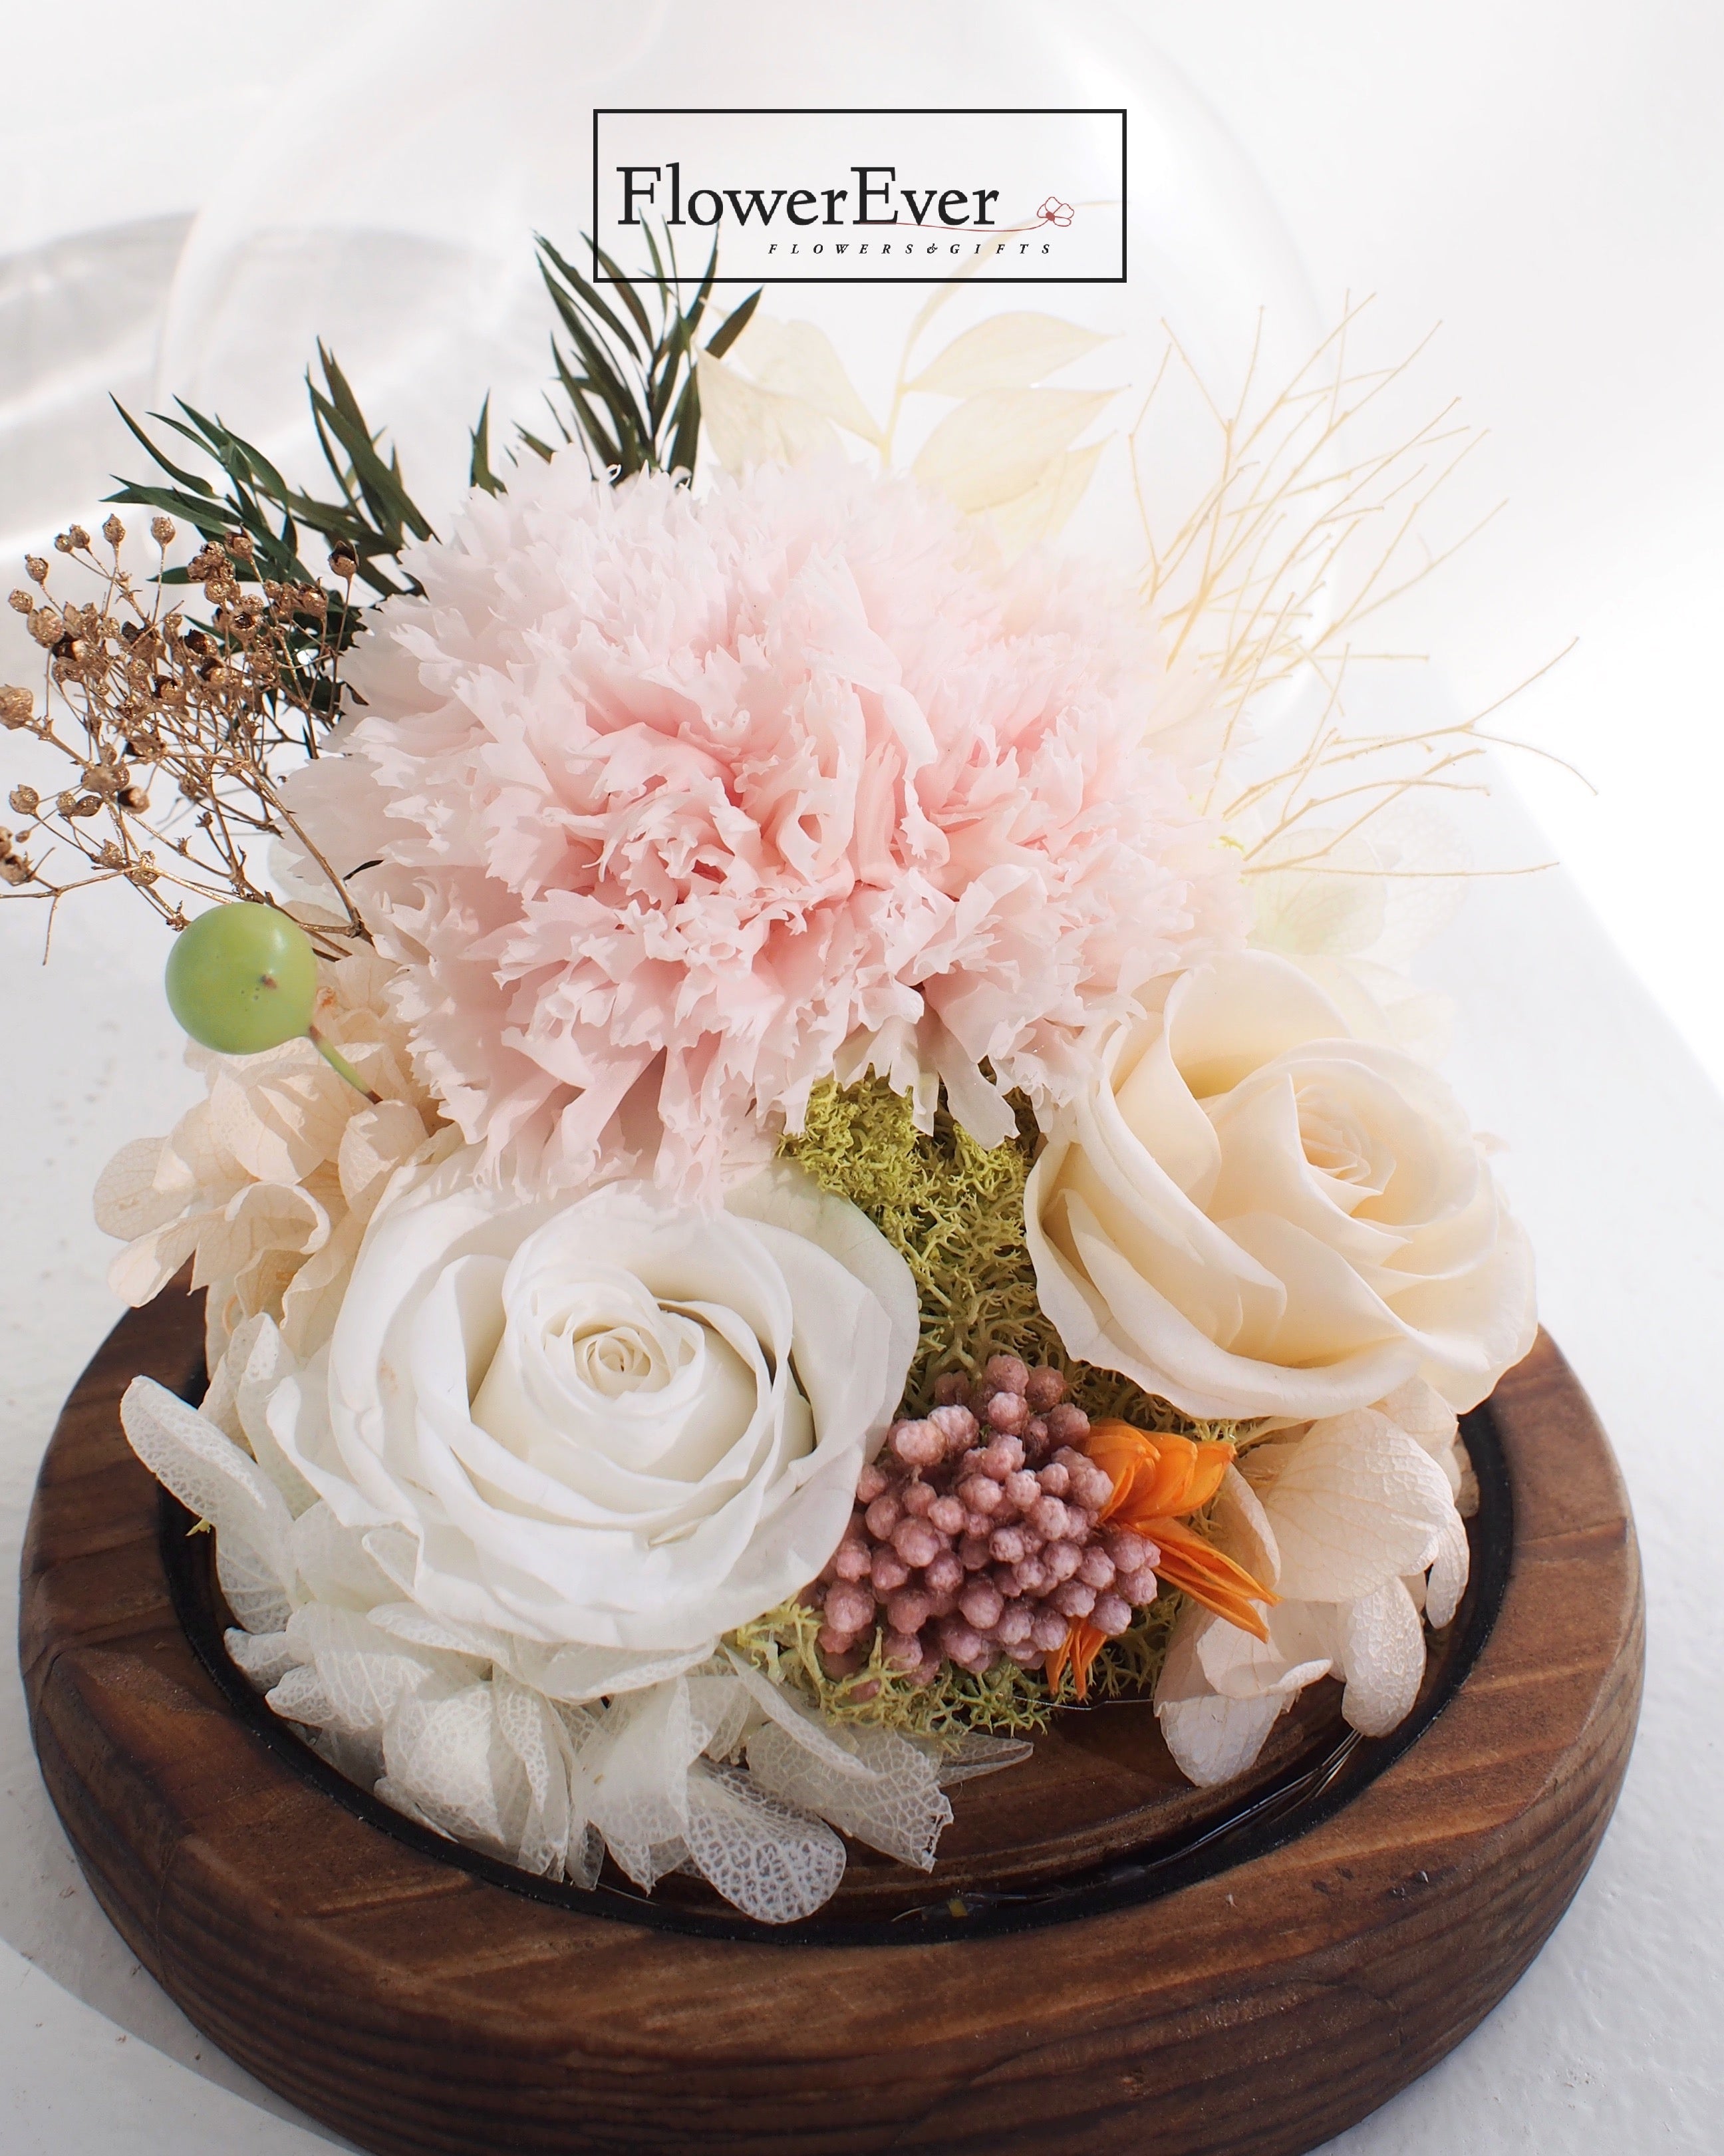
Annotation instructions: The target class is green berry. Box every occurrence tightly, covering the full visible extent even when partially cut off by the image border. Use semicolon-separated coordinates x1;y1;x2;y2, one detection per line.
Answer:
164;903;318;1055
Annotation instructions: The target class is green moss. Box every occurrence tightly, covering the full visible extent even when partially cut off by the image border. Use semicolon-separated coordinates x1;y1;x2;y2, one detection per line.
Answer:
771;1074;1242;1722
728;1599;1059;1737
728;1592;1186;1733
780;1074;1241;1441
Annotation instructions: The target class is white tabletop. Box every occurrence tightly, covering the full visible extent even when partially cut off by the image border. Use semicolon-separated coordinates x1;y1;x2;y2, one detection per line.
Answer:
1;5;1719;2151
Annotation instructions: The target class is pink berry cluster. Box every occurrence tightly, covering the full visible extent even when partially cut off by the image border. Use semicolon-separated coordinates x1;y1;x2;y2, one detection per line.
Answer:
809;1356;1162;1685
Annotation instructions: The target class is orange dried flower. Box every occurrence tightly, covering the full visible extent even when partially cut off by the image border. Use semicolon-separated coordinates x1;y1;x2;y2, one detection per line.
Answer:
1047;1418;1277;1701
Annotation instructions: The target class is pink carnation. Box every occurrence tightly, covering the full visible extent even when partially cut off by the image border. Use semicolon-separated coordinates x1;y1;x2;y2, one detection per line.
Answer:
286;458;1243;1200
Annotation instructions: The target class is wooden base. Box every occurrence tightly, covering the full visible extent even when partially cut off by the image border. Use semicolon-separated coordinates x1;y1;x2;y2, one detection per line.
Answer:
19;1289;1642;2155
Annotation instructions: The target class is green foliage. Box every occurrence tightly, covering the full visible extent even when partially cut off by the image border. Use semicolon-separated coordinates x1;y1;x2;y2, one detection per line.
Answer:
531;231;760;480
106;227;763;627
108;345;434;603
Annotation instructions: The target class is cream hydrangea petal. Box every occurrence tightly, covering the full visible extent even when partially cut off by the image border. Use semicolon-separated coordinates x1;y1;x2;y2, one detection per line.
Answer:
1153;1611;1294;1787
1262;1410;1460;1602
1211;1463;1281;1589
106;1215;208;1309
1423;1513;1471;1630
92;1135;191;1242
1193;1599;1335;1703
1334;1577;1428;1736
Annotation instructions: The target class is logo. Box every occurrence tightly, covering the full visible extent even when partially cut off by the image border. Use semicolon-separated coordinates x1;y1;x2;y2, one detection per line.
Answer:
591;109;1127;283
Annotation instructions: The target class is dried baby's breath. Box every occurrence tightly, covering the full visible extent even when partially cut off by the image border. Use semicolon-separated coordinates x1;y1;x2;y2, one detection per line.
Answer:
0;522;365;949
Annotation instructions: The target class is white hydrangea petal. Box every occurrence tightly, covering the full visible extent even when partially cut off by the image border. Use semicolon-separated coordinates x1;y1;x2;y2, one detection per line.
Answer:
1155;1603;1308;1787
683;1760;847;1923
493;1672;576;1879
1335;1577;1427;1737
582;1680;702;1892
380;1684;520;1853
745;1714;952;1873
224;1626;300;1690
121;1376;295;1600
1213;1462;1281;1587
1157;1688;1289;1788
1194;1597;1335;1702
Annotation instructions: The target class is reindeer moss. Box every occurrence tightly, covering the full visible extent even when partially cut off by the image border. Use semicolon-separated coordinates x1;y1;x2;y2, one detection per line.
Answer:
780;1074;1240;1442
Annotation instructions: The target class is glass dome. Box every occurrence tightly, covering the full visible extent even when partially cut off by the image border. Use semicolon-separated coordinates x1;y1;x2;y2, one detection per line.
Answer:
154;0;1319;538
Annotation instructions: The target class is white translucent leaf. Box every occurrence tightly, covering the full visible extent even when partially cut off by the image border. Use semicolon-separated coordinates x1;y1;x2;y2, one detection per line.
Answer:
911;387;1115;512
215;1532;293;1635
920;1730;1034;1785
986;440;1105;554
380;1684;519;1853
730;316;882;444
224;1626;299;1691
582;1680;702;1891
745;1717;952;1873
695;351;838;471
683;1760;847;1923
285;1501;393;1611
909;312;1112;395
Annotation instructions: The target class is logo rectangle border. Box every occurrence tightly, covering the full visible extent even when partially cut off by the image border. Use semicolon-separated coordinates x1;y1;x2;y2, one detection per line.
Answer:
590;108;1128;285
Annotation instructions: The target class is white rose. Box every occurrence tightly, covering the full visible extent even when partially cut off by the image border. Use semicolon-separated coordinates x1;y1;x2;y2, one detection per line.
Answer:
265;1157;917;1682
1025;951;1535;1421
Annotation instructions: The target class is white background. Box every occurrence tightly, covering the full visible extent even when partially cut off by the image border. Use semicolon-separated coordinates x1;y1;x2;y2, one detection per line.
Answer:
1;4;1720;2151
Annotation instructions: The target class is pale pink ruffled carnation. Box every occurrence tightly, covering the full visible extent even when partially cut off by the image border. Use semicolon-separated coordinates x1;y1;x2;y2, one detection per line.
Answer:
285;458;1244;1201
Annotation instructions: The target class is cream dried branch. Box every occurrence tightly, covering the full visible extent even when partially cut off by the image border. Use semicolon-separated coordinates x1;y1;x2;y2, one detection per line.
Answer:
1133;299;1580;877
1;519;366;953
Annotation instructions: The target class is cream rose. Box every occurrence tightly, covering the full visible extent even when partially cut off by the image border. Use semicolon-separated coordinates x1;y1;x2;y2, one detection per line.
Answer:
1025;952;1536;1420
265;1157;917;1678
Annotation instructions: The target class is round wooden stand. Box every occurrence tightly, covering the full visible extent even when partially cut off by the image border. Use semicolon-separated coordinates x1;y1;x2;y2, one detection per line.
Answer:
19;1288;1642;2156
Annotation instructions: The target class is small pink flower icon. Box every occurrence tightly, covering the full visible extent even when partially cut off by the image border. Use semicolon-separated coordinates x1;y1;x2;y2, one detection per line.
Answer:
1037;197;1074;228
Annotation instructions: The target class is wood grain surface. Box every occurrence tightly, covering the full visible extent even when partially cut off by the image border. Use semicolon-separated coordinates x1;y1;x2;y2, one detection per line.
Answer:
19;1291;1643;2156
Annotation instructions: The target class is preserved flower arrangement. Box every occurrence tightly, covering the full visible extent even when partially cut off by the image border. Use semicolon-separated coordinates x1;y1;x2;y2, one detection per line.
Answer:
4;235;1538;1922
